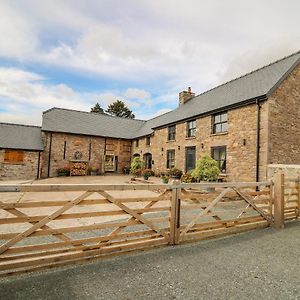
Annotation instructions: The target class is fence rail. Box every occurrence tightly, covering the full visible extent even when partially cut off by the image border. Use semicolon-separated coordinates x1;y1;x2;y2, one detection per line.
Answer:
0;177;297;276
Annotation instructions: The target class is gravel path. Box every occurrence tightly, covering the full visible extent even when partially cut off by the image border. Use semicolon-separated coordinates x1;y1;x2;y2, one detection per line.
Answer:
0;222;299;300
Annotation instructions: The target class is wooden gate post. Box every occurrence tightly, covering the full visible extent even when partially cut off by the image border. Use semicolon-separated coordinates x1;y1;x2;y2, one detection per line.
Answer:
169;184;181;245
297;173;300;219
273;171;285;229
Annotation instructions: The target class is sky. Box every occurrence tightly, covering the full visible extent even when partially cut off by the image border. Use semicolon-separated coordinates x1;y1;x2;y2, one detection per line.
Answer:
0;0;299;125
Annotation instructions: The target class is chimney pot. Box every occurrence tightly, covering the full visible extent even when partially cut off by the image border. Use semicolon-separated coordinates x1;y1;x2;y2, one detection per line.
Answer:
179;87;195;106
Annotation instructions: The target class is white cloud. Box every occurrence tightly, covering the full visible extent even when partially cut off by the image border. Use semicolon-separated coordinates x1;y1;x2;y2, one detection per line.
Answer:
0;68;44;83
124;88;150;100
0;2;38;59
0;68;160;124
0;68;98;125
0;0;299;123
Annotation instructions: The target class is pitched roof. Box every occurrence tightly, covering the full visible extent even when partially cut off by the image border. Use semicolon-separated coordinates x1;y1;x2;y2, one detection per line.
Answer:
134;50;300;137
42;51;300;139
0;123;43;151
42;108;145;139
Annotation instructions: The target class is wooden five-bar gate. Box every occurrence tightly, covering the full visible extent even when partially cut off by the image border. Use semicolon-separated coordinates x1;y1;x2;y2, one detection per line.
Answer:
0;173;298;276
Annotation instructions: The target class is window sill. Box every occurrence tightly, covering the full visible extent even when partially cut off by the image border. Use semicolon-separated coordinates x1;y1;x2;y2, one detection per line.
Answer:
211;132;228;137
2;162;25;165
166;140;176;143
185;136;196;140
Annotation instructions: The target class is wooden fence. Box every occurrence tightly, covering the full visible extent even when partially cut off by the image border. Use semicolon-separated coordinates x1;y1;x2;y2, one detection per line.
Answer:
0;177;297;275
282;174;300;221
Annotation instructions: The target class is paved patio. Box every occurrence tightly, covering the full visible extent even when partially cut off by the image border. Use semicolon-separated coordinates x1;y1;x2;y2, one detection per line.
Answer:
0;222;299;300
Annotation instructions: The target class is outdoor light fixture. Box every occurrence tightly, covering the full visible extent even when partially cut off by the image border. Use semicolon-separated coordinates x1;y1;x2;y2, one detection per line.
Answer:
243;139;246;146
201;143;204;149
178;146;180;150
161;147;164;152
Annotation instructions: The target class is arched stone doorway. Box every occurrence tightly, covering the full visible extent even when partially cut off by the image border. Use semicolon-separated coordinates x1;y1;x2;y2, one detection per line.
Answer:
143;153;152;169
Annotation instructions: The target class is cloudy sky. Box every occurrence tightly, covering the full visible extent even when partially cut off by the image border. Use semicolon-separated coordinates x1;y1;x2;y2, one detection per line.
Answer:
0;0;299;125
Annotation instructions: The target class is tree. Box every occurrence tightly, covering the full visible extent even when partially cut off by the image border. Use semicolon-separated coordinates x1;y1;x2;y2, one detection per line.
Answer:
90;102;104;114
106;100;135;119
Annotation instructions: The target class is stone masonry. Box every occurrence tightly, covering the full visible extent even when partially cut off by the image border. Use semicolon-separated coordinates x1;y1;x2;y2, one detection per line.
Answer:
133;102;268;182
41;132;131;177
0;150;40;180
268;64;300;164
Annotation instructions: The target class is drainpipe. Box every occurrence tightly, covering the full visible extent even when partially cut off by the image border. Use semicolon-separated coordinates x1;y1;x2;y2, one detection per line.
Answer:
47;133;52;178
256;100;261;183
37;151;41;179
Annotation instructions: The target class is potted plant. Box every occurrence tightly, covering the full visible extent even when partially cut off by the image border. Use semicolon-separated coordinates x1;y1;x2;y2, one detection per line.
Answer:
130;156;145;177
161;174;170;184
169;167;183;179
142;168;154;180
89;166;98;176
181;173;194;183
191;154;220;191
122;165;131;174
57;166;70;177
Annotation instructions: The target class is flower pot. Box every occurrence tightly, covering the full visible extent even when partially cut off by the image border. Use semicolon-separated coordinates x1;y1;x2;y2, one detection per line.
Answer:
143;175;149;180
58;172;68;177
90;171;98;176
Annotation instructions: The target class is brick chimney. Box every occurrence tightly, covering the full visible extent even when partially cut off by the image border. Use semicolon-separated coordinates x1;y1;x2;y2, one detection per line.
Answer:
179;87;195;106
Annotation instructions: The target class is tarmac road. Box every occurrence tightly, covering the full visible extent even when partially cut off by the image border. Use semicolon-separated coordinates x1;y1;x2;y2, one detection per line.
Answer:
0;222;299;300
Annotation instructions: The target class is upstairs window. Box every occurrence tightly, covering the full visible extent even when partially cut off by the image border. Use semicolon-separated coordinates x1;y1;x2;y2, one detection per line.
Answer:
211;146;227;173
4;150;24;164
146;136;151;146
187;120;196;137
212;112;228;134
168;125;176;141
135;139;139;147
166;149;175;169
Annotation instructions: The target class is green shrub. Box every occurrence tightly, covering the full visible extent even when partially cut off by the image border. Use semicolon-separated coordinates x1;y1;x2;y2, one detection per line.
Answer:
130;157;145;176
169;167;183;179
57;166;70;176
142;168;154;180
191;155;219;182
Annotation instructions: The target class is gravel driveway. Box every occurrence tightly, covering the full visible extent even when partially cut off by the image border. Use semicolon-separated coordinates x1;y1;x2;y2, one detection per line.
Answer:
0;221;299;300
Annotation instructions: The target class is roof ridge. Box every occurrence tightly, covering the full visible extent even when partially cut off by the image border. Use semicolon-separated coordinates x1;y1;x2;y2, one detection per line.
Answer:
194;49;300;99
144;107;177;122
144;50;300;124
44;107;146;123
0;122;41;129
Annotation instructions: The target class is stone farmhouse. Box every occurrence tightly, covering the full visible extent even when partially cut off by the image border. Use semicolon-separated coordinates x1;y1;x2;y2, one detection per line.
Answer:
0;51;299;181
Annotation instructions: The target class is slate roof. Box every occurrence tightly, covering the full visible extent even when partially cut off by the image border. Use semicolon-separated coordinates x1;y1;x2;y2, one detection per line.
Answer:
134;50;300;137
42;50;300;139
0;123;43;151
42;108;145;139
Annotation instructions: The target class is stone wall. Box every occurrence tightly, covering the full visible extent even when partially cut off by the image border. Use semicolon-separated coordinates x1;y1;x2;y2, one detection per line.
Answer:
133;102;269;182
267;164;300;180
41;132;131;177
268;63;300;164
0;149;40;180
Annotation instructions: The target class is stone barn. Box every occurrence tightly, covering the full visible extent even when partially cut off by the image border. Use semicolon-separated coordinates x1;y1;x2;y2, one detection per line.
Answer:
0;123;43;180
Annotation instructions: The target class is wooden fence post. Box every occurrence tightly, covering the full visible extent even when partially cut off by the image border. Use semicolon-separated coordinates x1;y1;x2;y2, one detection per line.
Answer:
297;173;300;219
169;184;180;245
273;171;285;229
